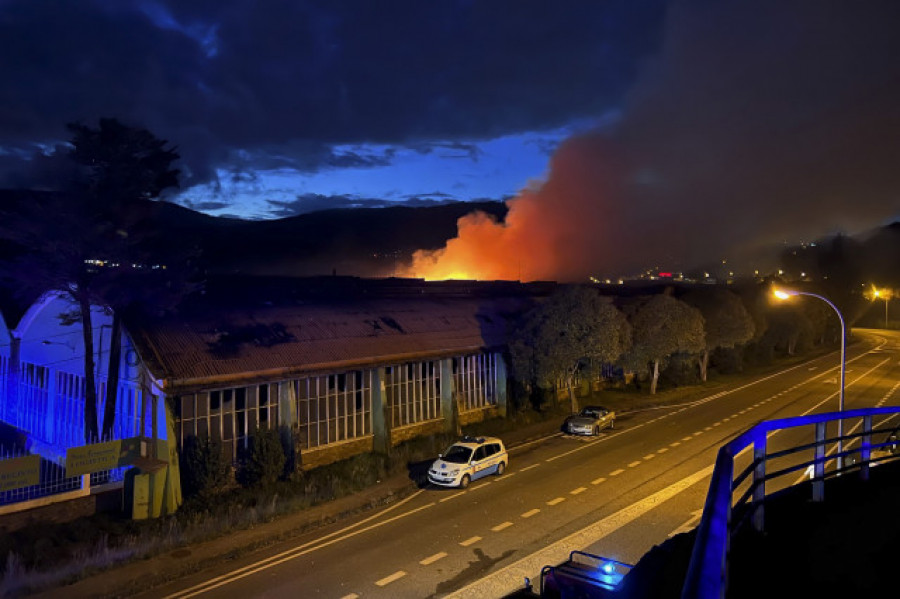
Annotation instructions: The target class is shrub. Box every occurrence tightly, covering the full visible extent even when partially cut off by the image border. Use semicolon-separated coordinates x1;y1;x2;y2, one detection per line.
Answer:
179;435;230;498
237;428;285;488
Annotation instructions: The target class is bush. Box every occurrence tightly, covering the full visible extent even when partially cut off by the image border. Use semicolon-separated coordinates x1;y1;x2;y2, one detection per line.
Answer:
237;428;286;488
179;435;230;498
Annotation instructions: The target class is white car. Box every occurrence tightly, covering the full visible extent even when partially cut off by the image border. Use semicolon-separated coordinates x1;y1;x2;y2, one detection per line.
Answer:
428;436;508;488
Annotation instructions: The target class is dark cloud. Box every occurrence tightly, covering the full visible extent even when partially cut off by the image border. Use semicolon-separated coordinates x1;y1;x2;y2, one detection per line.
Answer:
0;0;666;190
267;193;396;218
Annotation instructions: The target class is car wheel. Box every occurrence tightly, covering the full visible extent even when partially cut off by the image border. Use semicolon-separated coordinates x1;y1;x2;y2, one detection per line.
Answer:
496;461;506;476
459;474;471;489
593;426;600;436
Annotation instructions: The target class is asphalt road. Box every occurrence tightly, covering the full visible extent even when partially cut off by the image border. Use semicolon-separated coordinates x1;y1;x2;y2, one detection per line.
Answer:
143;328;900;599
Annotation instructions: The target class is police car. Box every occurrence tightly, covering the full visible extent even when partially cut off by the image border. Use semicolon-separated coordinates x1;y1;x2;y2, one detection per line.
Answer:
428;436;508;488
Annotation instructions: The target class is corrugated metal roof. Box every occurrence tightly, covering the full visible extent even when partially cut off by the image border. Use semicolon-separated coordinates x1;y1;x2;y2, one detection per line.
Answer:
128;296;534;389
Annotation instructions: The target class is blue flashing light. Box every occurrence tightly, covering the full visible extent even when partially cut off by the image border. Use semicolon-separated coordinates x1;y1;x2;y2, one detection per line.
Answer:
601;561;617;575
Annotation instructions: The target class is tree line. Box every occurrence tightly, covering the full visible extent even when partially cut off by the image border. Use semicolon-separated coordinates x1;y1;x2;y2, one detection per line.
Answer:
507;282;843;412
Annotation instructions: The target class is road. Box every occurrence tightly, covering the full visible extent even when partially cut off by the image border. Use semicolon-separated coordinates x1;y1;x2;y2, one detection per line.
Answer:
146;328;900;599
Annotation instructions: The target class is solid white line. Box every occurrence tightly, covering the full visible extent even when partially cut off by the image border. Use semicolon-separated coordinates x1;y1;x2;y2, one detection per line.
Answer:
439;492;465;503
521;508;540;519
161;490;429;598
492;521;514;532
444;465;715;598
375;571;406;586
420;552;448;566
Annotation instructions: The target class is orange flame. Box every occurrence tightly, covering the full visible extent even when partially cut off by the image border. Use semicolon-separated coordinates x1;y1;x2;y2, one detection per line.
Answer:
401;134;626;282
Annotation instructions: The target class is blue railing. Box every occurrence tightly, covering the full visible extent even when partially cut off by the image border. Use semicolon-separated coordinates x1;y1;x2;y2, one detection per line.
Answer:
681;406;900;599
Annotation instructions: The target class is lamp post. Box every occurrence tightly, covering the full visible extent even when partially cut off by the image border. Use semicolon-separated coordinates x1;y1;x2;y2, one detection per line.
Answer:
773;288;846;469
872;288;890;329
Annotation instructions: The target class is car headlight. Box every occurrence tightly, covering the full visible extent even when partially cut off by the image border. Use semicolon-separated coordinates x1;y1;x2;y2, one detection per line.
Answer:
448;469;460;476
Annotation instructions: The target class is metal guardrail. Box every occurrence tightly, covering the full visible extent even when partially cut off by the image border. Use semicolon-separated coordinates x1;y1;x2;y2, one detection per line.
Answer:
681;406;900;599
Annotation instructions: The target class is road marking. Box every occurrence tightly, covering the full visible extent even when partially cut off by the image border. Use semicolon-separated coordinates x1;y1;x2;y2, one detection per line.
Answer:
668;509;704;538
460;536;481;547
591;477;607;485
160;490;431;599
520;463;540;472
712;421;721;426
492;521;514;532
420;552;447;566
547;497;566;506
339;594;359;599
445;465;715;598
521;509;540;519
643;454;656;460
656;448;669;454
693;431;703;437
670;442;681;447
610;469;624;476
570;487;587;495
468;481;491;491
627;461;641;468
704;426;712;431
375;571;406;586
439;492;465;503
682;436;692;441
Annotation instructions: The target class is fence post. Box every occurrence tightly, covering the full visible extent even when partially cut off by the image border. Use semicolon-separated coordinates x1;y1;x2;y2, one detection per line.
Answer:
813;422;825;502
752;430;766;532
860;415;872;481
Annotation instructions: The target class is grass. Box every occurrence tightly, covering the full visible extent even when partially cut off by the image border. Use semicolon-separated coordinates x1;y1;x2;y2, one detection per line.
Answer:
0;342;845;596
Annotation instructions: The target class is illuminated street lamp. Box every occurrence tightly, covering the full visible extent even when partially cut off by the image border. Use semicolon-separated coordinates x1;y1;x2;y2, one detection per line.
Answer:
871;287;891;329
773;288;846;469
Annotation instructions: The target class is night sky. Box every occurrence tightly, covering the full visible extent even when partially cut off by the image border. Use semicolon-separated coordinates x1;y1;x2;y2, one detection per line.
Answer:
2;1;899;279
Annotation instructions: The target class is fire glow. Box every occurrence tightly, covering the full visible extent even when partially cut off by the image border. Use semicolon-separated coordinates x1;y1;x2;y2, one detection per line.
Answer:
402;135;627;283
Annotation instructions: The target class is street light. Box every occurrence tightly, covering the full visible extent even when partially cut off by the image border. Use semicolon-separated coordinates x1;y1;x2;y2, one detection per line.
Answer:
871;287;891;329
773;288;846;470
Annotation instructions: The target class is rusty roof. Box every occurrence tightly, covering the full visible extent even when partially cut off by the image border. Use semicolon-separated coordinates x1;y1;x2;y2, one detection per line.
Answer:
127;295;535;392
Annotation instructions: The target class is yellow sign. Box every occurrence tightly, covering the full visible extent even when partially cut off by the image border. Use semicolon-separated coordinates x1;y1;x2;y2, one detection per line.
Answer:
0;454;41;492
66;440;124;476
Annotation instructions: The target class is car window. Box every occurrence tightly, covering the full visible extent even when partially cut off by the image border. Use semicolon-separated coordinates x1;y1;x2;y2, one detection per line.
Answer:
580;409;599;418
473;446;487;461
443;445;473;464
484;444;497;457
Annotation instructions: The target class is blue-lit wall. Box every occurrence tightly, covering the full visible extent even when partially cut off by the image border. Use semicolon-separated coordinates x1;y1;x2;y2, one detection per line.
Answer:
0;292;166;457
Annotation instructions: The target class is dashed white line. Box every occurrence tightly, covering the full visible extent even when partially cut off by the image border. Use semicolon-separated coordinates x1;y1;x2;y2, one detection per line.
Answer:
439;492;465;503
670;442;681;447
682;436;693;442
420;552;448;566
459;536;481;547
591;477;607;485
643;454;656;460
492;521;514;532
570;487;587;495
610;469;625;476
628;461;642;468
547;497;566;506
656;448;669;454
375;571;406;586
520;463;540;472
521;508;541;519
339;594;359;599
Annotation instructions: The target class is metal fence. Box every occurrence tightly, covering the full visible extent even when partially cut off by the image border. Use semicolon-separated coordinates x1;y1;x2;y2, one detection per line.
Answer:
0;446;84;506
682;406;900;599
